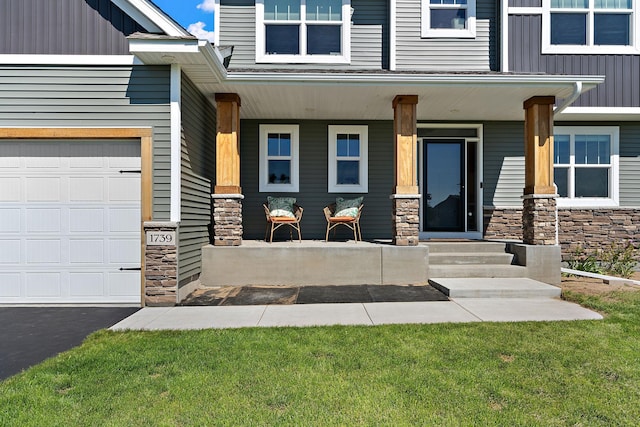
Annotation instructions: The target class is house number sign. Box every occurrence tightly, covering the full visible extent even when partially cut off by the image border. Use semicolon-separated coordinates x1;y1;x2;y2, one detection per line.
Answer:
147;231;176;246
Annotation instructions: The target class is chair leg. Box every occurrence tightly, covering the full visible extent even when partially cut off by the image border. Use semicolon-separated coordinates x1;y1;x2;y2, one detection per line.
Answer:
353;223;357;243
296;224;302;242
270;223;275;243
357;222;362;242
325;223;330;242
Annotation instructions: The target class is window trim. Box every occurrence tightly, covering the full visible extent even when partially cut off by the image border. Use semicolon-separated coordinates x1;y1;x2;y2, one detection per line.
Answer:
328;125;368;193
259;124;300;193
421;0;477;38
542;0;640;54
255;0;352;64
554;126;619;208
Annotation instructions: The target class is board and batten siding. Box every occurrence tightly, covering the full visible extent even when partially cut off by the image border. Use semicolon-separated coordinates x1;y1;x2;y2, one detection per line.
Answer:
179;74;216;285
508;14;640;108
219;0;386;70
395;0;496;71
0;65;172;219
0;0;145;55
240;120;394;239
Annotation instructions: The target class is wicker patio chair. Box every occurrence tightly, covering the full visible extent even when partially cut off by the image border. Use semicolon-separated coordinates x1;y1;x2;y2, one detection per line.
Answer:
323;202;363;242
263;203;303;242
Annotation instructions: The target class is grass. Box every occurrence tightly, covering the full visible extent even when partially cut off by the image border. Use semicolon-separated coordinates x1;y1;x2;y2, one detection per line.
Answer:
2;290;640;426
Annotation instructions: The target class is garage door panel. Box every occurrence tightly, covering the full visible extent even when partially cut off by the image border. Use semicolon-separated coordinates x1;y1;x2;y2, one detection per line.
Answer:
26;208;61;233
109;208;140;232
0;240;21;263
109;176;140;201
0;209;21;233
70;239;105;264
70;208;105;232
26;177;61;201
1;139;141;304
0;178;21;201
70;273;105;297
26;240;61;263
70;177;105;201
109;238;140;264
0;274;21;297
26;272;61;297
109;271;139;297
23;143;61;168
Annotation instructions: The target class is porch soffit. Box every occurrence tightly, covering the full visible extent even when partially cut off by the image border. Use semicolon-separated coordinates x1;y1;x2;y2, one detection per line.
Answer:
128;38;604;121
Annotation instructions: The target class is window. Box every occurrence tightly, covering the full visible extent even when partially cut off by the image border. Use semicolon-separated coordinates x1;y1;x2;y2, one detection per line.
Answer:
543;0;640;54
421;0;477;38
256;0;351;63
328;125;368;193
259;125;299;192
553;126;619;207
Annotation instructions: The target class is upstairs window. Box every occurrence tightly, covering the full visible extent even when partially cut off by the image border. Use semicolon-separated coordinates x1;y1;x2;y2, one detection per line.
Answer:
422;0;477;38
543;0;640;53
256;0;351;63
553;126;619;207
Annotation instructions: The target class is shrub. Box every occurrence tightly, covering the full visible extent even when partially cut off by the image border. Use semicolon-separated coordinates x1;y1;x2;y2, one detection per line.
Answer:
600;240;638;279
566;246;602;274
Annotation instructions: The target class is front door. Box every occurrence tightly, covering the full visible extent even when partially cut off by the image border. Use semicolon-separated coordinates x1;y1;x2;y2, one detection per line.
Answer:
420;126;481;238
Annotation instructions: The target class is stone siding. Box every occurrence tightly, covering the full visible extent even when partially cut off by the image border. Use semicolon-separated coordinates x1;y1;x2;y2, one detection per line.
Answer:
144;222;178;306
484;207;640;259
212;195;243;246
522;196;557;245
391;196;420;246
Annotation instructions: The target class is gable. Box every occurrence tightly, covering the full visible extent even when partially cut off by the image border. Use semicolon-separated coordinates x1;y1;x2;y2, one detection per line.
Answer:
0;0;149;55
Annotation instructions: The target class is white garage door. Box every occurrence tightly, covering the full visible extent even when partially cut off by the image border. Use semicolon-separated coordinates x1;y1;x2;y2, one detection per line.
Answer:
0;140;141;304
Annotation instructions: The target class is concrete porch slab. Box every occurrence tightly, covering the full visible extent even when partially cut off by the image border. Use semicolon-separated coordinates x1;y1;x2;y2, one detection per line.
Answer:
430;278;561;298
453;298;603;322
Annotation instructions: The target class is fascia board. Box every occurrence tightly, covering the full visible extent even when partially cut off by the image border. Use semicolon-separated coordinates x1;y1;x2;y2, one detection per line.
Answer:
112;0;190;37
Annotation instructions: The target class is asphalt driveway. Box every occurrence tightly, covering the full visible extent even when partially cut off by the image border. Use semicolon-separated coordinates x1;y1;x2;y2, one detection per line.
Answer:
0;307;139;381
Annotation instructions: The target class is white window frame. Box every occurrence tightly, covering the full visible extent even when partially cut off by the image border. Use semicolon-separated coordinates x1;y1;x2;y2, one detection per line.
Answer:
554;126;619;208
328;125;368;193
542;0;640;54
421;0;477;38
259;124;300;192
255;0;352;64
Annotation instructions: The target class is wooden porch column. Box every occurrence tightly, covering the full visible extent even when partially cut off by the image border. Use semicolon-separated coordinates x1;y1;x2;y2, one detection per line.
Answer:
391;95;420;246
392;95;419;195
522;96;557;245
215;93;241;194
213;93;243;246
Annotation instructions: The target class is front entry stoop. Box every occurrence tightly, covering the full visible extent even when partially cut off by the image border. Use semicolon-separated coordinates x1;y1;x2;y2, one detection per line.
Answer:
429;278;561;299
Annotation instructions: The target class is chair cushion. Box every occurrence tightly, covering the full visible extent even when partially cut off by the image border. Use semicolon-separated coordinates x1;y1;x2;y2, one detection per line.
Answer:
267;196;296;218
334;196;363;218
271;216;297;222
329;216;355;223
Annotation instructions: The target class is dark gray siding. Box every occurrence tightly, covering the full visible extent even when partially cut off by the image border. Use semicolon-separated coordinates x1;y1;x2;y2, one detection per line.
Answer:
240;120;394;239
508;15;640;107
219;0;387;70
483;122;525;207
179;74;216;285
0;65;171;218
395;0;497;71
0;0;145;55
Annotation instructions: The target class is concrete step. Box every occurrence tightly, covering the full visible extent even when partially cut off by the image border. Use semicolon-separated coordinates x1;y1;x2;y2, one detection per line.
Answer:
429;264;527;278
429;278;561;299
423;241;508;254
429;252;514;265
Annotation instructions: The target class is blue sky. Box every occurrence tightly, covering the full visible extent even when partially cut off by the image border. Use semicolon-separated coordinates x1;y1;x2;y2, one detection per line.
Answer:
152;0;215;41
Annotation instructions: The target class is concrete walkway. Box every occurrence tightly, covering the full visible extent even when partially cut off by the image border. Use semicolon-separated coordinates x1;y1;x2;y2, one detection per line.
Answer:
110;298;602;330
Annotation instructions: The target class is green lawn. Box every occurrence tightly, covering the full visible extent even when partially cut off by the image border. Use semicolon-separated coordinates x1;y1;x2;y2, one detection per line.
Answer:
2;290;640;426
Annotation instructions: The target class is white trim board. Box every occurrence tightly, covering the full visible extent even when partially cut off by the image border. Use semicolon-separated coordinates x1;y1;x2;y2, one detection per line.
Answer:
0;55;142;65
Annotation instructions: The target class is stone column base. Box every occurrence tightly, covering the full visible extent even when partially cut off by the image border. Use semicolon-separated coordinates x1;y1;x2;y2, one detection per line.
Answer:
391;194;420;246
522;194;557;245
212;194;243;246
144;222;178;306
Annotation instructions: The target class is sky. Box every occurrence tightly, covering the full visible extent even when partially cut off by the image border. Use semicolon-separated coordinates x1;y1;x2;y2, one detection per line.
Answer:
151;0;215;42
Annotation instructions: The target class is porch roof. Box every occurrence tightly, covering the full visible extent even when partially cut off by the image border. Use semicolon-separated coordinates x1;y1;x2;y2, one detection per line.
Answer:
128;35;604;121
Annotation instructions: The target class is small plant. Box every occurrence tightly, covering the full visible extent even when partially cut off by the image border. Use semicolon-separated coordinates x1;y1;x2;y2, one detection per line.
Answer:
566;246;602;274
600;240;638;279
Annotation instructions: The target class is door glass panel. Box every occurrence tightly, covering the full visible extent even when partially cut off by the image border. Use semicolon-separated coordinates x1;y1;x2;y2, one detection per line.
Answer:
466;141;477;231
425;140;463;231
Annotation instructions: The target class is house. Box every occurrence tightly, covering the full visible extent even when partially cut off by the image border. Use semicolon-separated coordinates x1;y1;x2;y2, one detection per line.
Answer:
1;0;638;307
